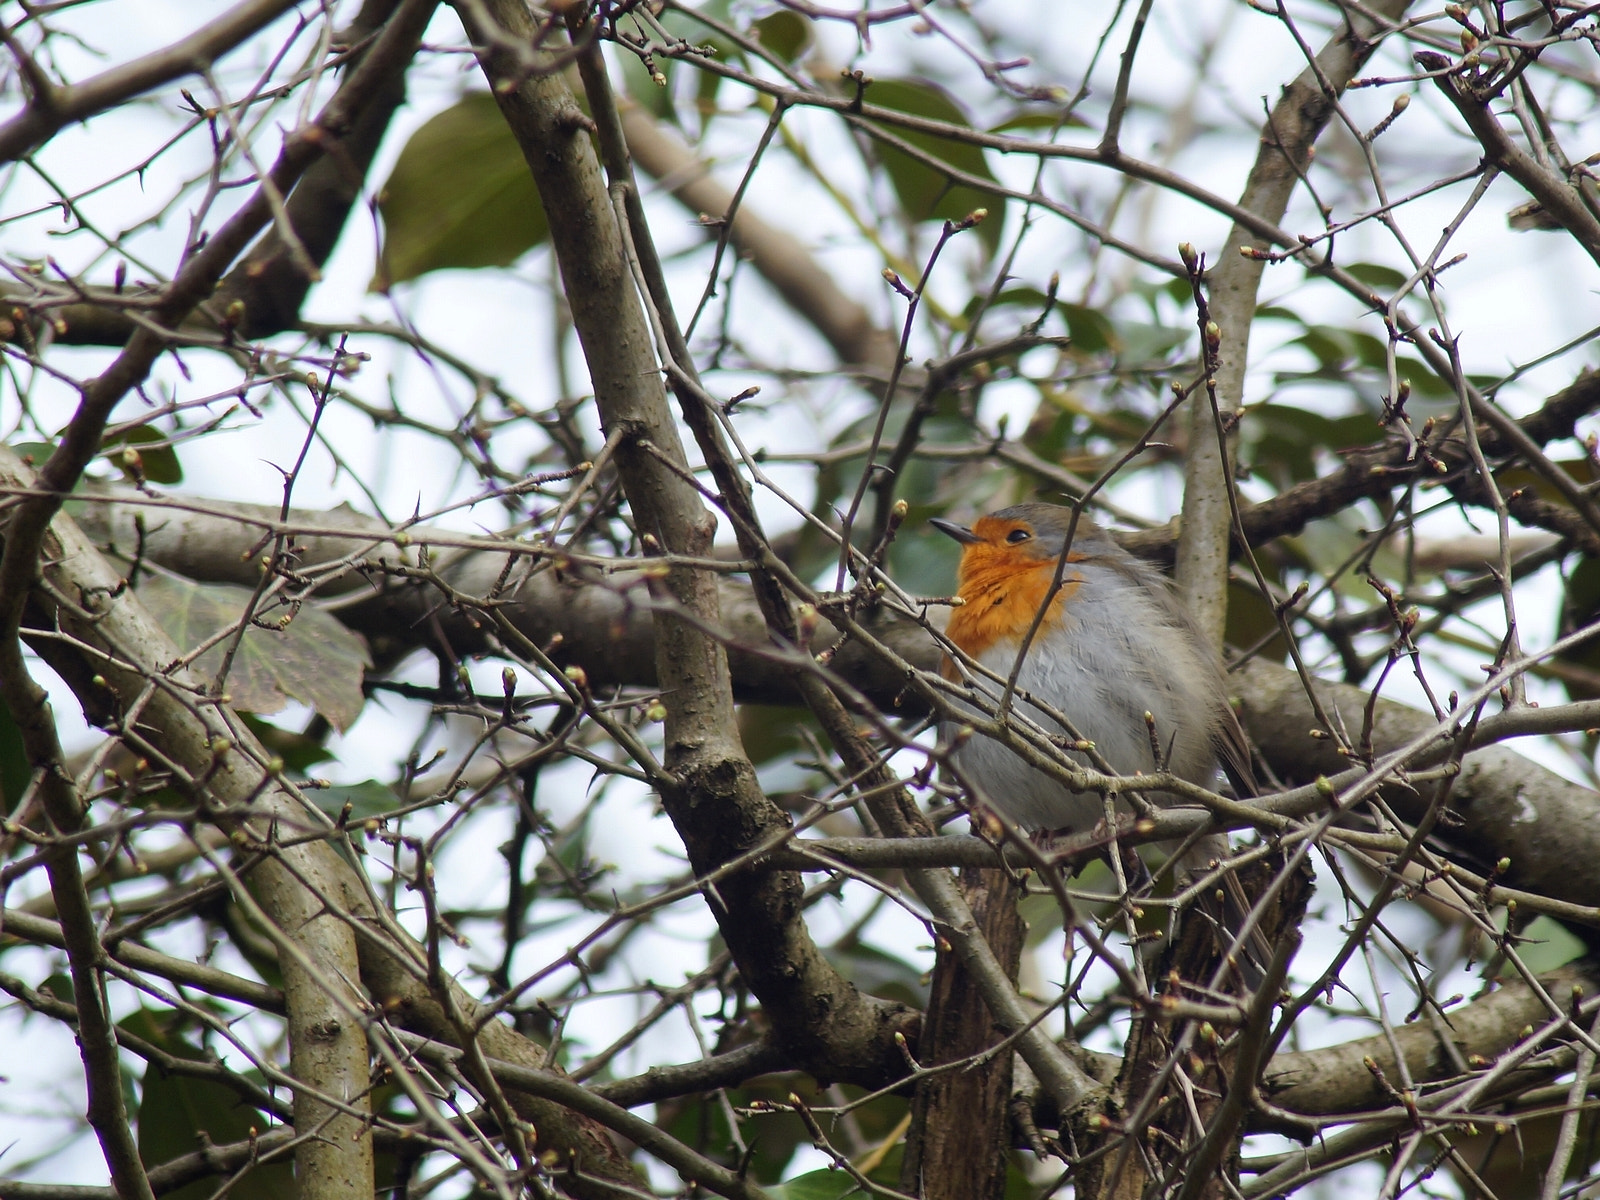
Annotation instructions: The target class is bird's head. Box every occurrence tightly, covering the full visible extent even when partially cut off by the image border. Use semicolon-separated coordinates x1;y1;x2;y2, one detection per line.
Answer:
930;503;1109;584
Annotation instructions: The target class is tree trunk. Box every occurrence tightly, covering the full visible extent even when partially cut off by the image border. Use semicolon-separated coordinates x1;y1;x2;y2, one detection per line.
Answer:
901;866;1025;1199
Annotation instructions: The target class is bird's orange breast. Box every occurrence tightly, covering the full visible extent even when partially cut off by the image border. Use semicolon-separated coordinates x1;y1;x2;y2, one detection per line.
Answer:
942;547;1083;673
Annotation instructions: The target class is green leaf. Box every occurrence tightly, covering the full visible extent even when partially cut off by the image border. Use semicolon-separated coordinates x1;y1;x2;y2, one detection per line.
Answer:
101;423;181;485
311;779;401;822
989;108;1091;134
1244;407;1377;486
769;1168;862;1199
1342;261;1411;292
1160;275;1195;306
619;44;677;120
1021;860;1112;936
888;518;966;600
755;10;812;62
1004;1155;1038;1198
1288;325;1389;372
663;1084;806;1185
240;713;334;772
1109;318;1188;365
1057;303;1116;354
137;575;371;730
738;704;819;767
694;40;736;115
1226;579;1286;662
1255;304;1305;325
613;3;736;120
1559;556;1600;701
828;939;928;1007
1392;356;1460;399
965;284;1049;317
375;92;548;288
863;78;1006;254
1514;915;1585;973
9;440;54;469
123;1010;293;1200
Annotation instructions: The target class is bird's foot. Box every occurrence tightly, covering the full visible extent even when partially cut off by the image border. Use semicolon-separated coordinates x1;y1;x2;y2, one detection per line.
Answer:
1031;824;1151;899
1109;840;1154;898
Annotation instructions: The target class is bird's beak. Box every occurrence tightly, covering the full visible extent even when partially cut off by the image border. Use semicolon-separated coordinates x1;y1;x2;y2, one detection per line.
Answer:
929;517;982;545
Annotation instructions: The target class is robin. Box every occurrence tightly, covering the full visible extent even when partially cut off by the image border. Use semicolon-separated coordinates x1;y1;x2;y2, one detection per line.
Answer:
930;502;1256;841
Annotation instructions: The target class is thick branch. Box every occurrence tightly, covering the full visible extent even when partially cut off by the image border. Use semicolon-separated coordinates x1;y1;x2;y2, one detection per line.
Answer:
0;444;644;1196
1260;962;1600;1121
1236;658;1600;914
453;0;918;1088
1177;0;1414;643
579;27;1097;1111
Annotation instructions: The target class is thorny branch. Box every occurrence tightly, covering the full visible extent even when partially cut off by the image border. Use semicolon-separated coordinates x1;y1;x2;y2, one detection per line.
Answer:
6;0;1600;1198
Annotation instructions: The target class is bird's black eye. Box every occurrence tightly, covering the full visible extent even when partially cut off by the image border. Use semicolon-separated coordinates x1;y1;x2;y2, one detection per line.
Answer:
1005;528;1032;544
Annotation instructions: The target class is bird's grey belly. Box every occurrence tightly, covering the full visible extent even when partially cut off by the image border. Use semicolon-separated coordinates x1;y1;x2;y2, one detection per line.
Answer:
944;609;1217;833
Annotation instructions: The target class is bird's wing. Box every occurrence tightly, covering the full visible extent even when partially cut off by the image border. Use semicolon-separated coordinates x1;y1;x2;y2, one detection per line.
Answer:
1214;703;1258;799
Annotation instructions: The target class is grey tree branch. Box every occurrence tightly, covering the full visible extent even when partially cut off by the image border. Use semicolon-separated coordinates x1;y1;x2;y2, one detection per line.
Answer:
62;482;1600;913
1260;961;1600;1121
1235;657;1600;918
0;0;304;164
453;0;920;1096
0;439;653;1196
1418;50;1600;267
579;21;1099;1114
1175;0;1415;646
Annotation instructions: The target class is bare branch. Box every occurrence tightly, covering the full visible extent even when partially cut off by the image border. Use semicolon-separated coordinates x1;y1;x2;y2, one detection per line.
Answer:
0;0;305;165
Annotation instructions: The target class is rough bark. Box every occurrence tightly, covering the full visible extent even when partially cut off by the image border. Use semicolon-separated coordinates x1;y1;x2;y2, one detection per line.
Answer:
1260;961;1600;1119
1237;658;1600;915
900;867;1025;1200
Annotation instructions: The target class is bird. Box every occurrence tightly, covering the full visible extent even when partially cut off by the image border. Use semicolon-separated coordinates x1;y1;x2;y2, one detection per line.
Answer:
931;503;1275;984
931;502;1255;839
